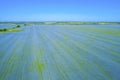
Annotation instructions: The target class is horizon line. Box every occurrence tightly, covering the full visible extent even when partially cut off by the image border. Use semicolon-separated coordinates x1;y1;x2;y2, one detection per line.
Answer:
0;21;120;23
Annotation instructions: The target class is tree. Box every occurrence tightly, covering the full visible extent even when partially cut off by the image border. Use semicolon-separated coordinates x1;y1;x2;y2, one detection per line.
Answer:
3;28;7;31
16;25;20;28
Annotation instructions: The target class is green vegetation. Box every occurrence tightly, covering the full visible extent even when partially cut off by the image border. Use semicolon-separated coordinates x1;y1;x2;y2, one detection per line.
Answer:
0;24;120;80
0;24;22;32
0;22;120;34
16;25;21;28
0;28;7;32
0;22;120;26
0;29;22;32
77;27;120;36
64;37;70;40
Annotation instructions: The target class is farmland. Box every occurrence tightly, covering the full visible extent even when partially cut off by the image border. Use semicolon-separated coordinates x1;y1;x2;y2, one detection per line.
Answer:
0;24;120;80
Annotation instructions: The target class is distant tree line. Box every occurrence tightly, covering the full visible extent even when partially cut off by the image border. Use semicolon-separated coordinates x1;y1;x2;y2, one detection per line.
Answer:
0;25;21;32
12;25;21;29
0;28;7;31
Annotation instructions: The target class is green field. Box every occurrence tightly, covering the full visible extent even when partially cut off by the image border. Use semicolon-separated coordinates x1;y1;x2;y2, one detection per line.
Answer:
0;24;120;80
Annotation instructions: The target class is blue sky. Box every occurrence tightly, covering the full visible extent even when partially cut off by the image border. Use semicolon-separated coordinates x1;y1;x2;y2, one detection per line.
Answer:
0;0;120;21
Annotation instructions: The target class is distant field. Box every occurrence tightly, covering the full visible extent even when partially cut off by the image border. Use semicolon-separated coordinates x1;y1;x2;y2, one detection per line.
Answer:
0;25;120;80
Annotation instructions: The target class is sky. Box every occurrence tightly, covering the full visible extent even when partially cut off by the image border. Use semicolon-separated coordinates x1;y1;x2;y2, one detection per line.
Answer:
0;0;120;22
